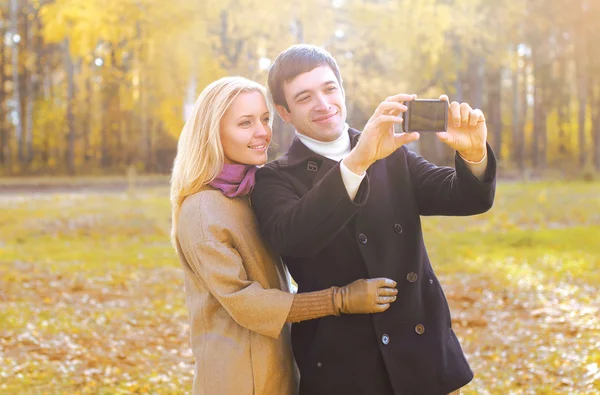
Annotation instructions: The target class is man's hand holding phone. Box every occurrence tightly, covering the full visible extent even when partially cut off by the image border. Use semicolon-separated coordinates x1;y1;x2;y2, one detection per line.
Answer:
343;93;488;176
343;93;420;175
436;95;487;163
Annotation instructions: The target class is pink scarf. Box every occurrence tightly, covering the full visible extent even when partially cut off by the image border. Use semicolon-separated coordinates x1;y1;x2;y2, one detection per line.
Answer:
209;164;258;197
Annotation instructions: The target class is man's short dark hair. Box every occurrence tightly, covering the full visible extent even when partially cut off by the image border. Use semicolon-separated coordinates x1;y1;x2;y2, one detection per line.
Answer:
267;44;343;112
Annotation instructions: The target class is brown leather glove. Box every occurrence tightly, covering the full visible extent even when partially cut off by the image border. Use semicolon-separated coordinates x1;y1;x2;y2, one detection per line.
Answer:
332;278;398;315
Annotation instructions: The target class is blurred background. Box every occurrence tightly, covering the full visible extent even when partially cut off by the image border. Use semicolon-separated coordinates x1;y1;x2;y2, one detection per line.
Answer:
0;0;598;176
0;0;599;394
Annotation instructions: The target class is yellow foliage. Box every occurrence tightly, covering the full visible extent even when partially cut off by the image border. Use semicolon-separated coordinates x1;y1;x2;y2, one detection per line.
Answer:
13;0;597;173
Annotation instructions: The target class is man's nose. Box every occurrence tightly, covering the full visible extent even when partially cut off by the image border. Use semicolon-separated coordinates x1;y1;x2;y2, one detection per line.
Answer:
314;94;330;111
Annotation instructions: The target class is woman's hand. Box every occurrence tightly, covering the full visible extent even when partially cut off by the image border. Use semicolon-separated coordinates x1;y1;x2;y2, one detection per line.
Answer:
333;277;398;315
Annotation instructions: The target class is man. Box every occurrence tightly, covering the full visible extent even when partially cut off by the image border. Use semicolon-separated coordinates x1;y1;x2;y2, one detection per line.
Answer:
251;44;496;395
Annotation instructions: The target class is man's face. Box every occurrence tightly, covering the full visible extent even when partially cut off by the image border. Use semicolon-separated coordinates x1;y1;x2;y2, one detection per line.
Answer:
276;65;347;142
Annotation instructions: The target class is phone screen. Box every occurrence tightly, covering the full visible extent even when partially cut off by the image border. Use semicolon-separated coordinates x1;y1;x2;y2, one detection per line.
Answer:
406;100;447;132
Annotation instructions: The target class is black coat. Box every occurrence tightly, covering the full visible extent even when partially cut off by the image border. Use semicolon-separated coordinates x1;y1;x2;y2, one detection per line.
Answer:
251;128;496;395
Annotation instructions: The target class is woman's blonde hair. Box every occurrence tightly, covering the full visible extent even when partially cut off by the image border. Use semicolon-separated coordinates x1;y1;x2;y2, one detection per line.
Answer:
170;76;270;248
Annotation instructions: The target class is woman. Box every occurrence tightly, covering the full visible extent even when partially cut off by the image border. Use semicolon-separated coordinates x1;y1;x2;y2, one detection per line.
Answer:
170;76;398;395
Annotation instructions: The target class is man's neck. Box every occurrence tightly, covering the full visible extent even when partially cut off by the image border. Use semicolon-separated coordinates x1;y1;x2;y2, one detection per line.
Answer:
295;124;351;162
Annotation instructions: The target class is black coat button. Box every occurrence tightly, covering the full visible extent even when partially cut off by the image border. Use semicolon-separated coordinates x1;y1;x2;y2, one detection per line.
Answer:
407;272;418;282
415;324;425;335
394;224;403;234
381;334;390;345
358;233;367;244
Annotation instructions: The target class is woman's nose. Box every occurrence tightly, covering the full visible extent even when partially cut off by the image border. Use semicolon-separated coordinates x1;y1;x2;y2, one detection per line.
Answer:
254;123;269;137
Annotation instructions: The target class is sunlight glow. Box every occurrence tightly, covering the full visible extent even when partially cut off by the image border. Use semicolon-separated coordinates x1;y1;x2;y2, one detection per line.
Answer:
259;57;271;70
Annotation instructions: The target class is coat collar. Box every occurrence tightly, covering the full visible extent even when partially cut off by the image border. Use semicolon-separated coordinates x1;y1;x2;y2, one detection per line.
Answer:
276;128;362;169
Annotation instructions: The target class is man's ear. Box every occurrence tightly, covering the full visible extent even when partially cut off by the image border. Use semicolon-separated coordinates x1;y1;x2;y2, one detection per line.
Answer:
275;104;292;124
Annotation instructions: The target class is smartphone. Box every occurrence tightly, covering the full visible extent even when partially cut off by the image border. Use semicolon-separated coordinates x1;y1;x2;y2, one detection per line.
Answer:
402;99;448;133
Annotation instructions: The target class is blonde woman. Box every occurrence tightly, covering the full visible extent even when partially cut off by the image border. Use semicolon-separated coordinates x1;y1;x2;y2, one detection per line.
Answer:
170;76;398;395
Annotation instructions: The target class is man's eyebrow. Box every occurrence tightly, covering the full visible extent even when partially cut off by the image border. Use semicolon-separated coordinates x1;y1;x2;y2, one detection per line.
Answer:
293;89;311;101
292;81;338;101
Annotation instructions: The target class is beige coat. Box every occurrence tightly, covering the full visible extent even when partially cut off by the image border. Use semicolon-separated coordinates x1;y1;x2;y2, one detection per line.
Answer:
176;188;298;395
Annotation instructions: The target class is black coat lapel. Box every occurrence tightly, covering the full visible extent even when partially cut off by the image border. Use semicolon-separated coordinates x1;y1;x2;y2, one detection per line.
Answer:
276;128;363;189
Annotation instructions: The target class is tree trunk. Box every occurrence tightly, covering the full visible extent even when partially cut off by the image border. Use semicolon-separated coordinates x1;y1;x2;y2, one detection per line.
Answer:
111;48;124;169
532;43;548;169
101;85;110;168
0;20;8;168
454;76;463;103
591;74;600;171
294;19;304;43
33;12;43;165
140;67;150;171
464;55;484;109
84;73;92;163
588;10;600;170
486;64;503;160
24;10;34;166
594;108;600;171
10;0;23;164
511;48;524;170
219;10;244;70
271;114;294;159
519;54;529;169
41;62;51;165
101;48;113;169
146;118;154;172
575;31;587;167
64;40;76;175
556;49;568;157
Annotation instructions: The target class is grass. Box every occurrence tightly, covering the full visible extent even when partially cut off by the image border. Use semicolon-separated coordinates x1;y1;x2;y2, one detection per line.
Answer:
422;181;600;394
1;179;599;394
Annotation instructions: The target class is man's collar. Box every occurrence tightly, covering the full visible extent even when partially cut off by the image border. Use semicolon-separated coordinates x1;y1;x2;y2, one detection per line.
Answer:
276;128;361;168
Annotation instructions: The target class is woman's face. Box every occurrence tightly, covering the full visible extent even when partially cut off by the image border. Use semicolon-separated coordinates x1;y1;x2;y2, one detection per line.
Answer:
220;91;272;166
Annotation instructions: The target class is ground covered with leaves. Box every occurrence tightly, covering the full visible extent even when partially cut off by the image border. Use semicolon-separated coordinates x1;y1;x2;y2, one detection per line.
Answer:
1;180;599;394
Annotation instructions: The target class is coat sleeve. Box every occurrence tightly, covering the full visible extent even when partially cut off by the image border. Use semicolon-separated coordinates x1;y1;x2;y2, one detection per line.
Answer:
251;162;370;258
406;142;497;216
178;205;294;339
